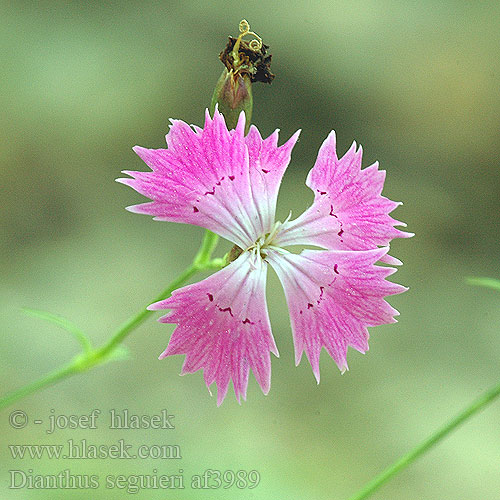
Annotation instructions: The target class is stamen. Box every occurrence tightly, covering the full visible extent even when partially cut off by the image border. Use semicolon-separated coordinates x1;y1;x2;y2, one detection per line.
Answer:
267;245;289;255
264;216;291;247
265;223;281;245
249;247;259;270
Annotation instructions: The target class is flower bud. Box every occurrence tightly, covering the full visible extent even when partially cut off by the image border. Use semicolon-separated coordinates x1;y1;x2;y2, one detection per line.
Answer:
211;69;253;131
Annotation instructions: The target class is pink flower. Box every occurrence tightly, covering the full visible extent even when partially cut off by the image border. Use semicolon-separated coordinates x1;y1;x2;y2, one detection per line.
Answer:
118;108;411;405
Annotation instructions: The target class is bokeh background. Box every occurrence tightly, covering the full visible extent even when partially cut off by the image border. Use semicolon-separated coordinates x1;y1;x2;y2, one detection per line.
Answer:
1;1;500;499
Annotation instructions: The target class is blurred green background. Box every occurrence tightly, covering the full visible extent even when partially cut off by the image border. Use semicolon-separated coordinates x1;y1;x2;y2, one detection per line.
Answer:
1;1;500;499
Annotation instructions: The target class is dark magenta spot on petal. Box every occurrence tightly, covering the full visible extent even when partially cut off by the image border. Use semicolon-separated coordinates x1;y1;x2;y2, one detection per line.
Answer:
307;303;314;309
193;206;199;213
317;286;325;305
228;175;235;181
207;293;214;302
329;205;338;217
299;310;303;314
219;306;234;317
204;188;215;195
242;318;255;325
317;189;327;195
338;228;344;237
261;169;270;173
334;264;339;274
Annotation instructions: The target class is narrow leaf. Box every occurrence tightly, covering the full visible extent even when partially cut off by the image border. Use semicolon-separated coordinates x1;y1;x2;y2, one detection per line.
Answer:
466;277;500;292
22;308;92;352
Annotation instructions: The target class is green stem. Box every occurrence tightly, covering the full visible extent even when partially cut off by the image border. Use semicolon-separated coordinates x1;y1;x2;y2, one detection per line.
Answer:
0;229;222;411
98;263;199;359
347;379;500;500
0;363;78;410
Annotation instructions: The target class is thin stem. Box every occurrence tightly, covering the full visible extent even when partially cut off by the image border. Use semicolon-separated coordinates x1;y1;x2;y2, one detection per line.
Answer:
194;229;220;267
0;363;77;410
0;230;222;411
347;379;500;500
97;263;198;359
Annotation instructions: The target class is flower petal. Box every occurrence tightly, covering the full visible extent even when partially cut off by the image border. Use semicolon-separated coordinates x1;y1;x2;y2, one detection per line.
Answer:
117;107;299;249
274;131;412;261
245;125;300;235
266;247;407;381
149;251;277;405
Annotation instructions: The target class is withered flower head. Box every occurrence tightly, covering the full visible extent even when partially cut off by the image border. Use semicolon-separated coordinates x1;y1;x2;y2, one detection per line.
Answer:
211;20;274;131
219;19;274;84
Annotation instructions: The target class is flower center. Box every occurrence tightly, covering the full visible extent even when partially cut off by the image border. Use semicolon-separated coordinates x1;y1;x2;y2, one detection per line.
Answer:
247;219;285;259
225;214;292;265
